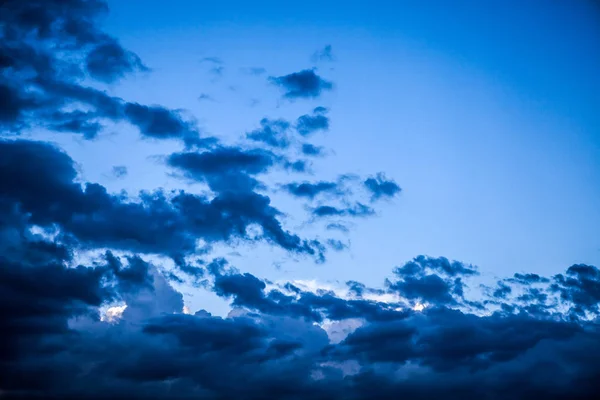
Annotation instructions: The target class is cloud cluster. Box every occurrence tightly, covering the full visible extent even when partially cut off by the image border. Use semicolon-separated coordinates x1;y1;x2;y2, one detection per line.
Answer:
1;2;598;400
0;0;206;147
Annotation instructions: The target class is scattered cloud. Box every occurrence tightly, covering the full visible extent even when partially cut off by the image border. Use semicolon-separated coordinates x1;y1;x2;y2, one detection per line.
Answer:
111;165;128;178
198;93;215;102
269;69;333;99
301;143;324;156
246;118;291;148
296;107;330;136
311;44;335;62
364;173;401;201
1;2;597;400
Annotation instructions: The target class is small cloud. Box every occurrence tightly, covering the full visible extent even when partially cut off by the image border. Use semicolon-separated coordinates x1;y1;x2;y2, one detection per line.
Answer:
269;69;333;99
246;118;291;148
210;65;225;76
198;93;215;102
326;238;348;251
301;143;324;156
199;57;223;65
311;45;335;63
199;57;225;78
312;203;375;219
364;173;401;201
111;165;128;178
326;223;350;233
296;107;330;136
282;181;343;200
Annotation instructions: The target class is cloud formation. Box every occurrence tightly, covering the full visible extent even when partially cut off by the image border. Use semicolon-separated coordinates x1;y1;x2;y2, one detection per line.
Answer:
1;2;598;400
364;173;402;201
0;0;208;147
269;69;333;99
296;107;330;136
311;44;335;63
246;118;291;148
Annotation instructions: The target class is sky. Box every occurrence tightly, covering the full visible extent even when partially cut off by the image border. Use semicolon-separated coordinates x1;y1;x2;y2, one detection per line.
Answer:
1;1;600;399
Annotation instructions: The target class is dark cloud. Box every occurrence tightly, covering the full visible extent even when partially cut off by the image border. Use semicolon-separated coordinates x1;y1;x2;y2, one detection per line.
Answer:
364;173;401;200
311;44;335;62
552;264;600;316
386;256;479;306
3;3;599;400
2;210;600;400
0;139;322;260
282;181;342;199
246;118;291;148
296;107;330;136
46;110;103;139
207;264;405;323
269;69;333;99
0;0;209;147
312;203;375;218
510;272;551;284
167;146;275;192
492;281;513;299
123;103;207;148
301;143;324;156
86;39;148;83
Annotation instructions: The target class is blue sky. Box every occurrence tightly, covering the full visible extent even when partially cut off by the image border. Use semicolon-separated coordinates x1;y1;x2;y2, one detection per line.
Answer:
2;1;600;398
77;0;600;292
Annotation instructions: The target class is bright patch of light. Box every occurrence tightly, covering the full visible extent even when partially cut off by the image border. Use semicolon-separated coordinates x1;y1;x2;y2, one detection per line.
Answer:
101;304;127;322
413;303;425;312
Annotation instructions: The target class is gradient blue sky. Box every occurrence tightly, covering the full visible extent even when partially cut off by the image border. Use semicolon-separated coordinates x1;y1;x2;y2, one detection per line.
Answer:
38;0;600;313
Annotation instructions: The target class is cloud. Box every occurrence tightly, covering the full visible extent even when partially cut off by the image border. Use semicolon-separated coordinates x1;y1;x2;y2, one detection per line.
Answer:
269;69;333;99
246;118;291;148
296;107;330;136
364;173;401;201
86;38;149;83
0;139;322;260
312;203;375;219
0;0;209;147
111;165;128;178
311;44;335;62
282;181;343;199
326;222;350;233
301;143;324;156
123;103;207;148
2;207;600;400
551;264;600;316
167;146;275;192
198;93;215;102
3;3;600;399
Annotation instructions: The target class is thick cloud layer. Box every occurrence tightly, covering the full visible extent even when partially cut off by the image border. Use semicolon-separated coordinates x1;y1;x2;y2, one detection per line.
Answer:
1;2;598;399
